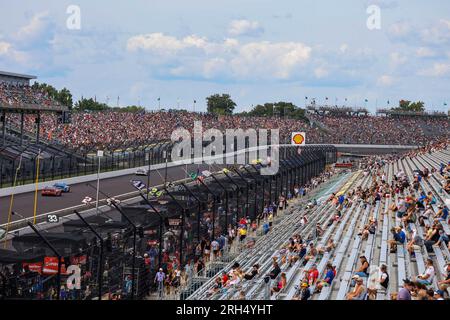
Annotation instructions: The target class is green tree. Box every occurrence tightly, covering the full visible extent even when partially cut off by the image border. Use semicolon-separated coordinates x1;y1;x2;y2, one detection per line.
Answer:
242;101;306;120
394;100;425;112
31;82;73;109
111;105;145;113
206;94;236;115
58;88;73;109
74;97;110;111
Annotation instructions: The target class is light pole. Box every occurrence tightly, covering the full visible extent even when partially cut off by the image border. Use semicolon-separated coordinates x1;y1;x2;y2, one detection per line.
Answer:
147;147;152;200
163;150;168;185
96;150;104;213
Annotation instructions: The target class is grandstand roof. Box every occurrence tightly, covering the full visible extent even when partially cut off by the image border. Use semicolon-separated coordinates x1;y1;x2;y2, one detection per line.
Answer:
0;70;37;80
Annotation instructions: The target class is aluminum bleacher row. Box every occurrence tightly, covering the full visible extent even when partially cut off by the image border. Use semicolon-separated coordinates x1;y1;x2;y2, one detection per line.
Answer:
317;147;449;300
186;170;355;300
187;146;450;301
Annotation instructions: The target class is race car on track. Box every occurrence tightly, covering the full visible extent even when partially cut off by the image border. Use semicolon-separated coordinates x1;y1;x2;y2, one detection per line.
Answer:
135;168;149;176
53;182;70;192
41;186;62;197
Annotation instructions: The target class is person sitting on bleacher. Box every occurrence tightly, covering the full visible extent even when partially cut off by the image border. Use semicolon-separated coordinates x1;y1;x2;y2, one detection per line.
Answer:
306;264;319;286
351;256;370;286
393;279;413;300
378;264;389;292
435;204;449;222
444;180;450;193
388;226;406;253
315;262;336;293
425;191;437;206
292;282;311;301
402;207;418;230
270;273;287;296
298;244;307;260
406;228;424;258
437;262;450;296
419;205;434;226
318;239;336;255
313;223;325;239
244;264;259;280
302;243;317;266
415;258;435;287
207;276;223;297
346;276;366;300
268;261;281;280
397;197;407;219
424;224;442;253
434;229;449;248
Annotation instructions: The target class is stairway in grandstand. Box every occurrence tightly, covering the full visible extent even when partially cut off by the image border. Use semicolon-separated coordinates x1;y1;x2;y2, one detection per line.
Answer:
187;147;450;300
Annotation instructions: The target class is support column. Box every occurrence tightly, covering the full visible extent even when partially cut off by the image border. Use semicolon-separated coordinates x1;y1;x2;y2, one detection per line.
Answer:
20;111;24;145
2;111;6;146
36;111;41;144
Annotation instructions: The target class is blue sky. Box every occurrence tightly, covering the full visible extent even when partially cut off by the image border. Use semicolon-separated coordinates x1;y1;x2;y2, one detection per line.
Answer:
0;0;449;113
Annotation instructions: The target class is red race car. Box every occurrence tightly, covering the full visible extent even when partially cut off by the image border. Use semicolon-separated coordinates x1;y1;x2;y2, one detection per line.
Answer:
41;186;62;197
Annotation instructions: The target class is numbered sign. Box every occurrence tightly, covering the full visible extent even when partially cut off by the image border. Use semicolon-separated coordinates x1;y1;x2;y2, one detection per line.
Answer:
47;214;59;223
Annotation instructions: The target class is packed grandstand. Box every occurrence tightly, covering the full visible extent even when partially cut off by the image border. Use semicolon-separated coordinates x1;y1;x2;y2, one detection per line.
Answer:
1;83;449;152
0;78;449;301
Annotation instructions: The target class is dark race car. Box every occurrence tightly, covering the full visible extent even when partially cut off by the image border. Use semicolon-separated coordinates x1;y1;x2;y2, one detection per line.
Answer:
41;186;62;197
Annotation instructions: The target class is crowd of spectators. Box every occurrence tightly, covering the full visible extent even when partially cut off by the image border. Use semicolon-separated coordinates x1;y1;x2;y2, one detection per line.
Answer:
310;114;449;146
0;83;61;108
5;110;448;153
0;83;447;151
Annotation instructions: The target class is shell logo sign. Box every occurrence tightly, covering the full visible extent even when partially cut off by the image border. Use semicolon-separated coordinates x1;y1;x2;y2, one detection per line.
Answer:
291;132;306;145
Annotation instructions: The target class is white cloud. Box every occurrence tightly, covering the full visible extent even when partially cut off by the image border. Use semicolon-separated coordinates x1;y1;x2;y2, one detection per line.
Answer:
126;33;312;81
388;21;411;38
0;41;11;55
416;47;435;58
390;52;407;67
16;11;50;41
229;41;311;79
419;19;450;45
127;33;208;53
314;66;329;78
419;63;450;77
377;75;394;86
228;20;264;37
0;40;27;63
203;58;227;79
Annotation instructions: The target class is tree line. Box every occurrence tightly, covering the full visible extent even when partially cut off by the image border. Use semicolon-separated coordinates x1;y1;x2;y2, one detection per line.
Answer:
31;82;429;117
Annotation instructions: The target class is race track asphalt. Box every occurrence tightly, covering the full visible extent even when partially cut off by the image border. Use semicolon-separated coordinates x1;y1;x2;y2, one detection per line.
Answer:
0;163;218;225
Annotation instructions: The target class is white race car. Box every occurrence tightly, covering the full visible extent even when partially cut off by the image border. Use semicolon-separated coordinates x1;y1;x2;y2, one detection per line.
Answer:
135;168;149;176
